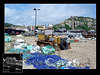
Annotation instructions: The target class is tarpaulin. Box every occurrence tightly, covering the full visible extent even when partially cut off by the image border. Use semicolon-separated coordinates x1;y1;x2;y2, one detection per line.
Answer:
5;33;9;36
5;36;12;42
9;48;30;53
42;45;55;55
27;45;33;50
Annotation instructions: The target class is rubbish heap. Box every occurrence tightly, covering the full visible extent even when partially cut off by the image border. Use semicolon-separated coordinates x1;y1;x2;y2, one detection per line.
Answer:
25;52;90;69
5;36;12;42
30;45;41;53
42;45;55;55
5;33;10;36
6;37;91;69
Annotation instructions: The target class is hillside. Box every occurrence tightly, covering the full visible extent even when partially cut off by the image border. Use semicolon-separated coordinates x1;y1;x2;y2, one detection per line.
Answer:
5;23;21;27
54;16;96;31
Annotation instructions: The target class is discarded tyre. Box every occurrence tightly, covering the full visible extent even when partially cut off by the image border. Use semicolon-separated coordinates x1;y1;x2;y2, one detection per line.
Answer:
60;40;68;50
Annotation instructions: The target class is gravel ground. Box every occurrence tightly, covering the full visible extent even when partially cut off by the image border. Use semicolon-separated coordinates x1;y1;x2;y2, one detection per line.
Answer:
4;35;96;69
55;40;96;69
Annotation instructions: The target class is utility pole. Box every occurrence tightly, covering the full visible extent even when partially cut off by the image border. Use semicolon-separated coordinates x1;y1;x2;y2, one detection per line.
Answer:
33;8;40;35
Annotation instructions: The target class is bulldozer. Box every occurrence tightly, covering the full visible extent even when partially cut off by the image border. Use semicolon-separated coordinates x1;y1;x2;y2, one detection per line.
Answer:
36;28;71;51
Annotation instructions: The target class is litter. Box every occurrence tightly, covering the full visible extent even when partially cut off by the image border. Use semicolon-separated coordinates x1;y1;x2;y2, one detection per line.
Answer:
30;45;41;53
16;35;23;37
25;53;90;69
15;39;24;44
25;53;63;69
60;66;66;69
23;53;34;60
9;48;30;53
67;66;90;69
5;33;9;36
27;45;33;51
14;44;22;49
36;35;39;37
14;39;27;49
5;36;12;42
42;45;55;55
55;60;68;69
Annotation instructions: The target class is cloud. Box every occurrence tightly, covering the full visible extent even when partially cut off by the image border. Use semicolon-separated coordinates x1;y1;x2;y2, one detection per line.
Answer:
5;4;96;26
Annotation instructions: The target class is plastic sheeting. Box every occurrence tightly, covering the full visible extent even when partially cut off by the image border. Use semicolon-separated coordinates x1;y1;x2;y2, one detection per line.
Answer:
30;45;41;53
23;53;34;60
9;48;30;53
5;36;12;42
42;45;55;55
67;66;90;69
27;45;33;50
9;48;34;59
5;33;9;36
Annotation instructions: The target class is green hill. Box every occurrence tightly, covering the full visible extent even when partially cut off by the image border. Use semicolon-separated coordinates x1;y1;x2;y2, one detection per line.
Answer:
54;16;96;31
5;23;21;27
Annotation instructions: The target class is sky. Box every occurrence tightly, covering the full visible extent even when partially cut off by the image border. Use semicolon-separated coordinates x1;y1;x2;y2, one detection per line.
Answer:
5;4;96;26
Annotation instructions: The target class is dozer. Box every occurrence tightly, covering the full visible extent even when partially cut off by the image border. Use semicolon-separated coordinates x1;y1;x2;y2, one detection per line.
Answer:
36;28;71;51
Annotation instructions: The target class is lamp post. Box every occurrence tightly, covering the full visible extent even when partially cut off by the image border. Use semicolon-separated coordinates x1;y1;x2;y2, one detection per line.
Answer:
33;8;40;35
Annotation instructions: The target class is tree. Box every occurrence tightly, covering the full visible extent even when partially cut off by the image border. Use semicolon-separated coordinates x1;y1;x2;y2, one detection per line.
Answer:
5;23;13;27
76;25;84;29
5;23;22;27
84;22;91;31
76;22;91;31
53;24;60;30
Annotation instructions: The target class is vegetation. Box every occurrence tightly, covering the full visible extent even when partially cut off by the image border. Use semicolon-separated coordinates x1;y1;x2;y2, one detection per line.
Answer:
53;23;72;30
5;23;21;27
54;16;96;30
75;22;91;31
65;23;72;30
53;24;60;30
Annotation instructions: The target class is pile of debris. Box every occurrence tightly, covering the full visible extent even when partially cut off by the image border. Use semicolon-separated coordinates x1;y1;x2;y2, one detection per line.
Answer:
23;31;35;36
5;33;12;43
5;33;91;69
25;52;90;69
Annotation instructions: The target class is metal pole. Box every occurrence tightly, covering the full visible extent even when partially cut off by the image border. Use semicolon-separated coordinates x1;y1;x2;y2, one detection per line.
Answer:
35;10;37;30
34;10;37;35
33;8;40;35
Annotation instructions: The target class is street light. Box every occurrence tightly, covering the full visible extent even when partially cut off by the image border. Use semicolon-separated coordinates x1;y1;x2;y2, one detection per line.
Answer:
33;8;40;35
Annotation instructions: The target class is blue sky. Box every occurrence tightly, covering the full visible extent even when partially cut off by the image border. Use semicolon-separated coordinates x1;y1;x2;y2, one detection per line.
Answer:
5;4;96;26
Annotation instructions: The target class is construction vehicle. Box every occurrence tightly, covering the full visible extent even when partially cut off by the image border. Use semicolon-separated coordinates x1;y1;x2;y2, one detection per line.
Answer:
36;28;71;51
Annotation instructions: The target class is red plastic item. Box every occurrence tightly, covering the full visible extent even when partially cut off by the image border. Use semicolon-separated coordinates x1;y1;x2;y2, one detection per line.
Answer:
16;32;19;34
74;39;79;42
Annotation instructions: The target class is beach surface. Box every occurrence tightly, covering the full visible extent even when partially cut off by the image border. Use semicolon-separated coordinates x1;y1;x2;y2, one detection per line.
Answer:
5;36;96;69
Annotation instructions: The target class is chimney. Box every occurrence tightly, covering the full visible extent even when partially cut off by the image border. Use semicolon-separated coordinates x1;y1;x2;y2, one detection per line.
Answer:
71;16;75;30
